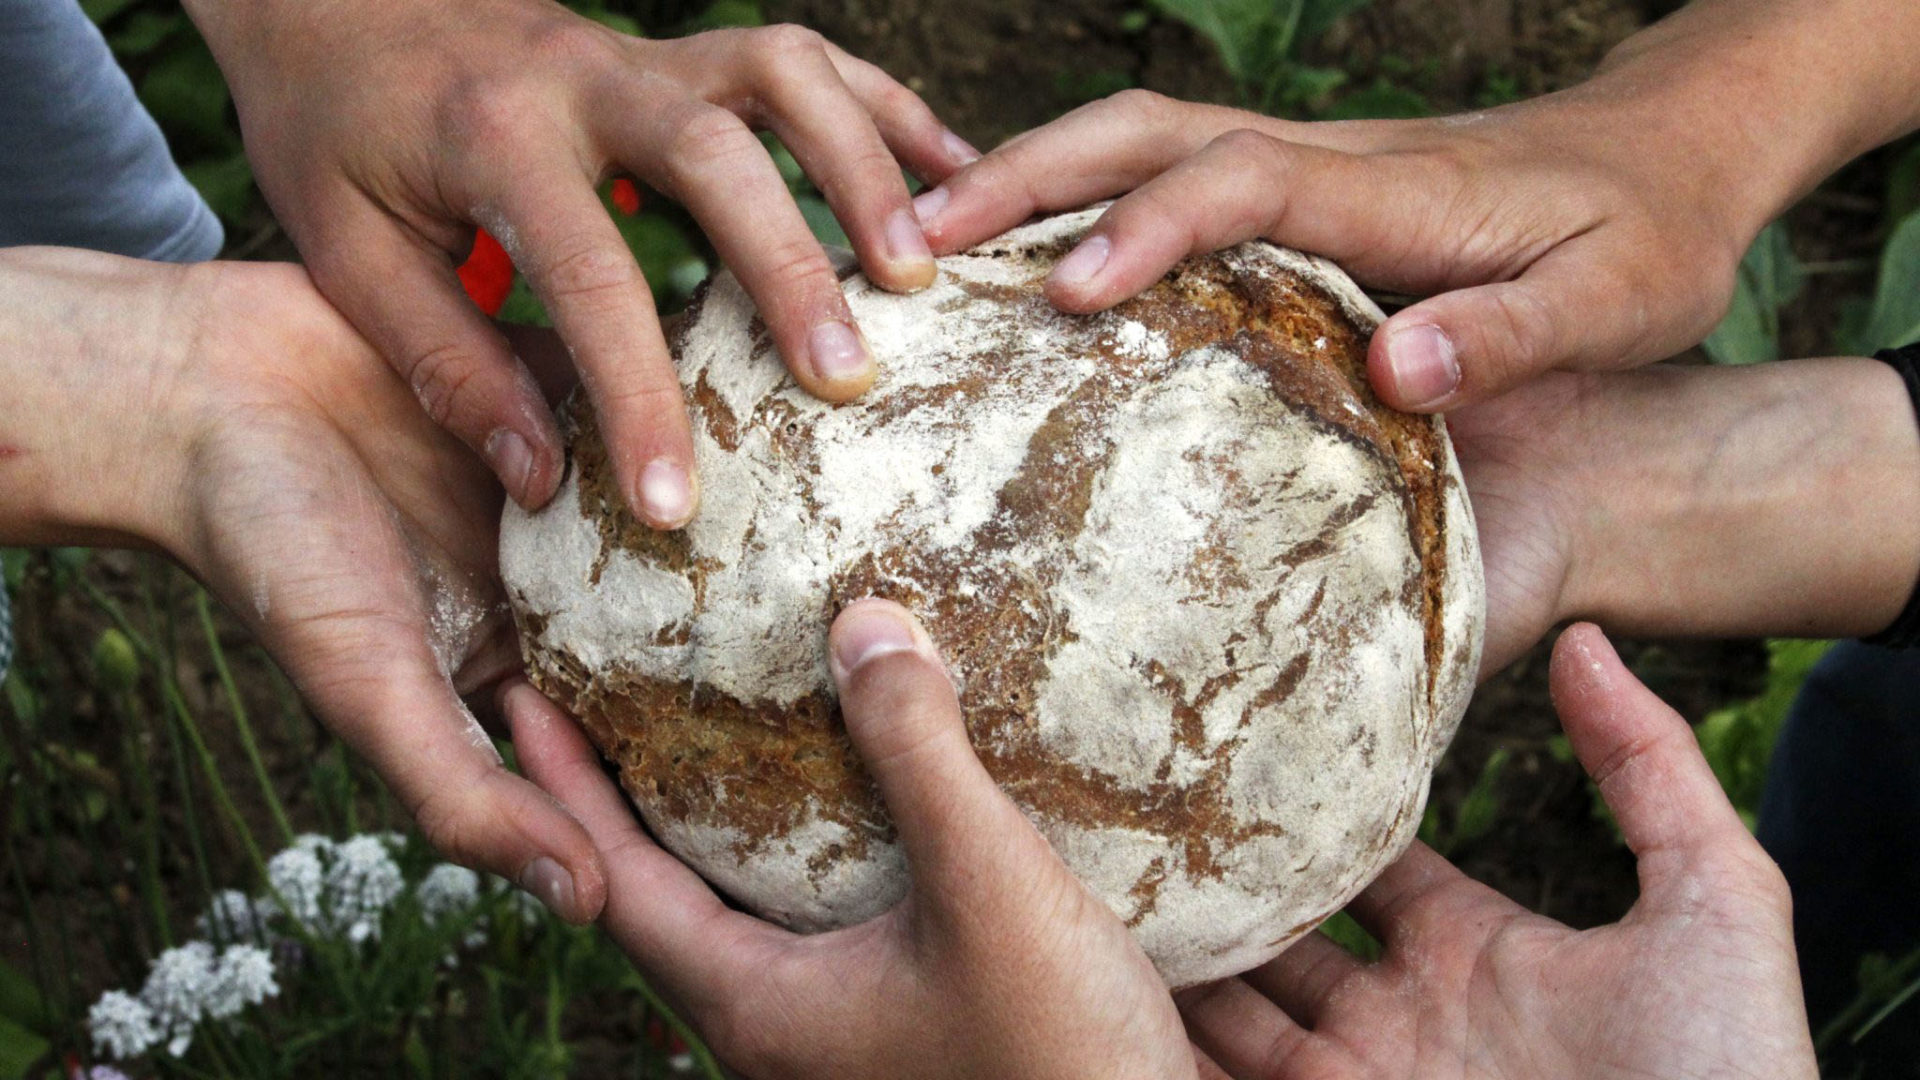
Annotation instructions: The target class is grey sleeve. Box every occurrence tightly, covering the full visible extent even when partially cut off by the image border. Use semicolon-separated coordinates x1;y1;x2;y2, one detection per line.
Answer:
0;0;223;262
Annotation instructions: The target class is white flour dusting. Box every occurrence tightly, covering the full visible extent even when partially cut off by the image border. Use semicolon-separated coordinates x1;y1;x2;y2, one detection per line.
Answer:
499;206;1485;989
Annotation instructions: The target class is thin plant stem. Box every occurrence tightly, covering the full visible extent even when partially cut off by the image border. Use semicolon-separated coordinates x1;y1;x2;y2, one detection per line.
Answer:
4;830;62;1035
124;717;173;948
1855;961;1920;1042
338;742;360;836
196;590;295;846
164;678;270;886
160;680;223;921
625;973;727;1080
1817;941;1920;1049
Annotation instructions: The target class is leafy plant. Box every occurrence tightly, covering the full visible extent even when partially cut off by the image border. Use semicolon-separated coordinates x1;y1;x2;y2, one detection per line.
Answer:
1703;221;1805;366
1835;206;1920;355
1419;747;1509;857
1693;639;1831;829
1149;0;1373;114
1;553;725;1078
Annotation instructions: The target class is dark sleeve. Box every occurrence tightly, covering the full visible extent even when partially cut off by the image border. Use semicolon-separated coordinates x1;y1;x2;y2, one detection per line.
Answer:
1862;343;1920;649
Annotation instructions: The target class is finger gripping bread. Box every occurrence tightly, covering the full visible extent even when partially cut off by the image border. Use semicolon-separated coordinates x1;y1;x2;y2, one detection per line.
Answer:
500;207;1484;988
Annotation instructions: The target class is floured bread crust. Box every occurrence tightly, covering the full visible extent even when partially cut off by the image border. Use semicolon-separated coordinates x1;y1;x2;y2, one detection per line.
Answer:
500;207;1484;988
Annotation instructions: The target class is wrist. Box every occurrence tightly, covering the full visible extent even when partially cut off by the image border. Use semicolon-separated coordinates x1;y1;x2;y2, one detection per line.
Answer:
1582;0;1920;244
1561;358;1920;639
0;249;199;552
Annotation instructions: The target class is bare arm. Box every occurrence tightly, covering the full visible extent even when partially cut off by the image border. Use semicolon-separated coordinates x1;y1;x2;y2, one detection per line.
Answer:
1457;355;1920;673
915;0;1920;413
0;247;608;923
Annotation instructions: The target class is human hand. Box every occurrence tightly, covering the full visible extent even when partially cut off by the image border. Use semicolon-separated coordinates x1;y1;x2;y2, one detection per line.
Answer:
1176;623;1817;1079
1451;358;1920;677
184;0;977;526
0;248;605;922
508;598;1203;1080
910;88;1758;413
912;0;1920;416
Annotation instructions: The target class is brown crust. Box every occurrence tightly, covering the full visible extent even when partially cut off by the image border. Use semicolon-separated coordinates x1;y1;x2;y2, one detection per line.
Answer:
513;238;1455;922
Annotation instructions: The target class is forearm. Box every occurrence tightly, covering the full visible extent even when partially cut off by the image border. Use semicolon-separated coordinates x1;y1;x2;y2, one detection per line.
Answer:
0;249;189;549
1564;357;1920;639
1568;0;1920;242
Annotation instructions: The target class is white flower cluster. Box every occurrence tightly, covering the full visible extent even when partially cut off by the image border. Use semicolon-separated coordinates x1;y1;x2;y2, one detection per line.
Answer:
196;888;278;943
88;941;280;1060
267;832;405;943
416;863;481;921
87;832;547;1063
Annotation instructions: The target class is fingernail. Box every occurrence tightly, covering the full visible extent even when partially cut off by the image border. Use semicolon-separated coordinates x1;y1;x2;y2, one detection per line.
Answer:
809;320;874;384
830;600;928;682
520;856;577;921
885;208;936;287
1384;324;1461;409
912;186;950;228
485;429;536;502
638;458;697;529
942;129;981;166
1051;234;1111;290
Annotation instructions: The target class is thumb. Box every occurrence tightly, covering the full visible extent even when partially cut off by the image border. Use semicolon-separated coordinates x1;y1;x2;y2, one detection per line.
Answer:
827;599;1050;906
1548;624;1754;867
273;575;607;924
1371;241;1675;411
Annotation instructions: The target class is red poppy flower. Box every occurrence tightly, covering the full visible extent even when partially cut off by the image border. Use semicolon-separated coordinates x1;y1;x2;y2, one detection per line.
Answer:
458;228;515;316
611;177;642;216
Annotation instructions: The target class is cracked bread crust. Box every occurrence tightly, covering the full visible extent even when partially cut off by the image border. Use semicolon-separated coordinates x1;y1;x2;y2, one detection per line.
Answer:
500;207;1484;988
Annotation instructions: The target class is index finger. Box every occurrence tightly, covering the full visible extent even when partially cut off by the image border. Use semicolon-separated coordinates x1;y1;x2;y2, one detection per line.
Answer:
912;91;1239;253
485;166;700;530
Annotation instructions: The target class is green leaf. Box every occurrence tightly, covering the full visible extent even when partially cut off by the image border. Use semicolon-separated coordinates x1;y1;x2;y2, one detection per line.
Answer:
1703;220;1802;365
582;10;642;35
795;195;849;249
1850;207;1920;353
1697;639;1832;823
80;0;139;25
0;1015;47;1080
1297;0;1372;45
108;9;185;56
620;215;703;300
494;277;549;327
138;42;239;152
1888;138;1920;224
0;960;46;1033
403;1026;433;1078
182;150;257;223
2;674;36;732
763;136;806;187
1317;910;1380;961
1272;63;1347;112
1149;0;1282;83
1055;68;1137;108
1474;70;1524;109
1446;747;1509;854
680;0;764;31
1323;77;1429;119
1703;277;1772;366
1153;0;1369;109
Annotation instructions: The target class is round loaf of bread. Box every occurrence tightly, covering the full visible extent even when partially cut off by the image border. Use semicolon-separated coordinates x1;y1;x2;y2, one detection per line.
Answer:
500;206;1484;988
